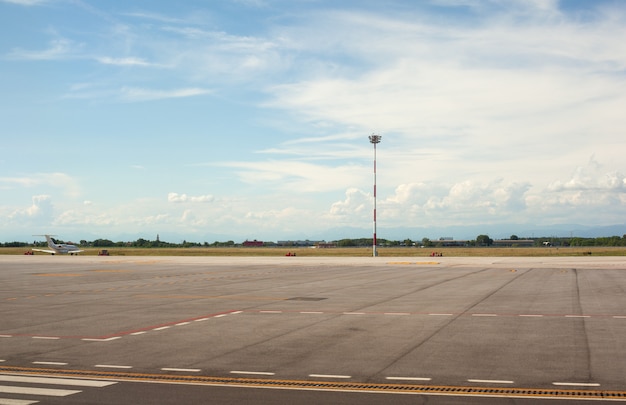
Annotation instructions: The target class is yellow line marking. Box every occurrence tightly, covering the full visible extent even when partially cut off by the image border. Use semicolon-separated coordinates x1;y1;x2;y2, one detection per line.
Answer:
0;366;622;399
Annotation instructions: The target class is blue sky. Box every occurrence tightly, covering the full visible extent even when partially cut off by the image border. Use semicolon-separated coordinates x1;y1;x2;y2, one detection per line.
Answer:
1;0;625;243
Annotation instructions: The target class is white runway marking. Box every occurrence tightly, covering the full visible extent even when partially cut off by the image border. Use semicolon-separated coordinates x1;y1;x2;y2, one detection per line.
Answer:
0;386;80;397
0;376;116;387
230;371;275;376
386;376;432;381
162;368;201;373
32;336;59;340
94;364;132;369
309;374;351;379
468;379;514;384
82;337;121;342
0;398;39;405
153;326;171;331
32;361;68;366
552;382;600;387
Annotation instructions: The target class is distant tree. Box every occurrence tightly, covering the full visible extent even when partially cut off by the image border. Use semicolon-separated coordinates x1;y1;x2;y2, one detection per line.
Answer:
93;239;114;247
421;237;432;247
510;235;519;240
476;234;493;246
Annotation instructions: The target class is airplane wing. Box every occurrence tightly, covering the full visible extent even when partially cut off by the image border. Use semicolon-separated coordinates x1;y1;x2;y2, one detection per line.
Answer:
32;249;57;254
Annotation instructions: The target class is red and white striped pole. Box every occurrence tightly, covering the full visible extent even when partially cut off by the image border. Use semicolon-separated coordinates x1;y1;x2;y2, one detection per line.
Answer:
369;134;381;257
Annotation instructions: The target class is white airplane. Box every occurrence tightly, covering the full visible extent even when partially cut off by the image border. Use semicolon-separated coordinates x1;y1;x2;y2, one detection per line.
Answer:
32;234;84;255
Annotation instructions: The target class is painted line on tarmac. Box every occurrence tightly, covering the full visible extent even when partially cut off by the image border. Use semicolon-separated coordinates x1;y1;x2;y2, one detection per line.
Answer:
386;376;432;382
94;364;133;369
552;382;601;387
32;361;68;366
468;379;514;384
309;374;352;379
230;371;276;376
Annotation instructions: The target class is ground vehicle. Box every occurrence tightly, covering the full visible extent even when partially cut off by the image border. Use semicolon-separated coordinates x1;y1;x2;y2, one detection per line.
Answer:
98;249;110;256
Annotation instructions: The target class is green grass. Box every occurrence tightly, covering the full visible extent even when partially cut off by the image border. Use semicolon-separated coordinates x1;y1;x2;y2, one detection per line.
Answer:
3;246;626;257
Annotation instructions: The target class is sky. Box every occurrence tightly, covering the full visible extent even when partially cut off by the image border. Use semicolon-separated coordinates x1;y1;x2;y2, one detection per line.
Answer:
1;0;625;243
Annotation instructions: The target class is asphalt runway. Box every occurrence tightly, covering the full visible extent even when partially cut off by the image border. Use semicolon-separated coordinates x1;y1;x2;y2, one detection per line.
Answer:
1;255;626;404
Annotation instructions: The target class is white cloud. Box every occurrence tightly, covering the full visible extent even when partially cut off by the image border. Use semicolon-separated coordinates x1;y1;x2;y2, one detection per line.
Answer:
168;193;214;203
96;56;153;67
120;87;212;102
1;0;45;5
0;173;80;197
9;195;54;222
8;38;79;60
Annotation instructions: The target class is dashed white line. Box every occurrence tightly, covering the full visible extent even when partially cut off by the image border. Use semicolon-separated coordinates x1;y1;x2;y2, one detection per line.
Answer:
94;364;133;369
386;376;431;381
343;312;365;315
552;382;600;387
309;374;351;379
175;322;191;326
472;314;498;317
519;314;544;317
32;336;59;340
32;361;68;366
300;311;324;314
162;368;201;373
82;337;121;342
384;312;411;316
565;315;590;318
260;311;282;314
0;335;12;338
468;379;514;384
194;317;210;322
428;313;453;316
130;331;147;335
214;314;228;318
613;316;626;319
153;326;171;331
230;371;275;376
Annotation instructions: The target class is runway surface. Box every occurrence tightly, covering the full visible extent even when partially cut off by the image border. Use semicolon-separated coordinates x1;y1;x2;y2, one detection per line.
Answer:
1;255;626;404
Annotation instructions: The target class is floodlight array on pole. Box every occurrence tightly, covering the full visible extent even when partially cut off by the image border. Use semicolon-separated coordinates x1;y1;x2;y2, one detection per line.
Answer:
369;134;381;257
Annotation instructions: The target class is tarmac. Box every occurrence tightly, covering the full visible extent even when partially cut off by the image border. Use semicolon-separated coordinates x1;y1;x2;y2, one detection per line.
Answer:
1;255;626;402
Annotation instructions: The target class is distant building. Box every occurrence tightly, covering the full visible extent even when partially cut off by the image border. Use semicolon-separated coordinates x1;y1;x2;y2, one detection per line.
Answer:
276;240;322;247
493;239;535;247
242;240;264;247
316;242;336;248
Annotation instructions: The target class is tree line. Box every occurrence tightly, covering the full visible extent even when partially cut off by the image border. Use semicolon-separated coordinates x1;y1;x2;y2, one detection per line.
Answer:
2;234;626;248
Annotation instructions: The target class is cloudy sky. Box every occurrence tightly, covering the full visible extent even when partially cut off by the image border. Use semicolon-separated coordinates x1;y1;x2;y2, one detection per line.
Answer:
1;0;625;243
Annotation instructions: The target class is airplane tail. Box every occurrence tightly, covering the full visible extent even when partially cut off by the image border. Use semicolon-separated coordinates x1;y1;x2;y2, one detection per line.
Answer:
33;234;58;249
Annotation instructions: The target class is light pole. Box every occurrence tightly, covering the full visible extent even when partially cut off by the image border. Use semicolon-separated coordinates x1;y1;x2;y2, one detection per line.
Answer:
369;134;381;257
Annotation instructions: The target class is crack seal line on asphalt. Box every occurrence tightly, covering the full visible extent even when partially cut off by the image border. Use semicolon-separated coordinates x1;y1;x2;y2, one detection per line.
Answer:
0;366;623;400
